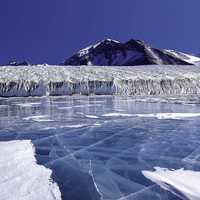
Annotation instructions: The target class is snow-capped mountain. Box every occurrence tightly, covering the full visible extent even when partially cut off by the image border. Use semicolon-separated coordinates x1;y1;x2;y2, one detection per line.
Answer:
64;39;200;66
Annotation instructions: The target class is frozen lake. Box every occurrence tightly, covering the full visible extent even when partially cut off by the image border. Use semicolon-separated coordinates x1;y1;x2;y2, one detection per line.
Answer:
0;95;200;200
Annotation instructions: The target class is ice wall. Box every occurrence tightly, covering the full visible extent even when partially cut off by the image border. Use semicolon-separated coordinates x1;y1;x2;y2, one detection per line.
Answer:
0;65;200;97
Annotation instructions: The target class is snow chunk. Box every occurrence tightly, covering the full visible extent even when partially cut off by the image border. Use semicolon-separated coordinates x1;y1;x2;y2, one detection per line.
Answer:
142;167;200;200
0;140;61;200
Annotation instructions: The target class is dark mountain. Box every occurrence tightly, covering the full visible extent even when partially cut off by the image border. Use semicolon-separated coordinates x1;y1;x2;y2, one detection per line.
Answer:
64;39;200;66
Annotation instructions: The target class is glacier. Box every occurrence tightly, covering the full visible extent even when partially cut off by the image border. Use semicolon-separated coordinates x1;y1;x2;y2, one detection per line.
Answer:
1;65;200;97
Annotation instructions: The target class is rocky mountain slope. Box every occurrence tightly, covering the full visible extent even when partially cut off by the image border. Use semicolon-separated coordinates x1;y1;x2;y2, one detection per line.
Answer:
64;39;200;66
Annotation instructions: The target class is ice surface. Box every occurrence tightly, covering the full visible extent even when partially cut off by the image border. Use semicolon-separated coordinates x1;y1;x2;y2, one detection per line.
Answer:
1;96;200;199
102;113;135;117
0;140;61;200
16;103;41;107
135;112;200;119
102;112;200;119
85;115;99;119
1;65;200;97
142;167;200;200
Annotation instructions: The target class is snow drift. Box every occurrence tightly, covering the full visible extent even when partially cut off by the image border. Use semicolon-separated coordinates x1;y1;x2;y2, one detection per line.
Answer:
1;65;200;97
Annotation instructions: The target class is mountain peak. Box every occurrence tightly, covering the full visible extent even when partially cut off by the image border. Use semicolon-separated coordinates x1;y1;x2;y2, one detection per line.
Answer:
64;39;200;66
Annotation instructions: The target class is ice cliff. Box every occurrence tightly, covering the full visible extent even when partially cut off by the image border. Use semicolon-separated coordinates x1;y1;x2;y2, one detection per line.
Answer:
1;65;200;97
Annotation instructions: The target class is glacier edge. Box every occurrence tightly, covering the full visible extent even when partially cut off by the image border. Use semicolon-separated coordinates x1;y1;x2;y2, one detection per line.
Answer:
1;65;200;97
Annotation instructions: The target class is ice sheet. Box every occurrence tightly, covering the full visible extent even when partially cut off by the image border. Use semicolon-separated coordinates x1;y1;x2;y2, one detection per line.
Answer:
0;96;200;200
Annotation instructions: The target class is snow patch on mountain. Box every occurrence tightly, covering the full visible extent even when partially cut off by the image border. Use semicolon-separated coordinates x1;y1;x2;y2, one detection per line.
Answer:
164;50;200;65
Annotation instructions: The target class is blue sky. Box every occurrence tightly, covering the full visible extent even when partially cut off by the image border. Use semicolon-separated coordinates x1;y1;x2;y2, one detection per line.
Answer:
0;0;200;64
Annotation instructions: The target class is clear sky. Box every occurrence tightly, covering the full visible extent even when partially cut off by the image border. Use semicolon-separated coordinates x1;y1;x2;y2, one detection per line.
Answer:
0;0;200;64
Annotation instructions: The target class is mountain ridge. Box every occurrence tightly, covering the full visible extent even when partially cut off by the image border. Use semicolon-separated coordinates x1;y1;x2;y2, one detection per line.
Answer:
64;39;200;66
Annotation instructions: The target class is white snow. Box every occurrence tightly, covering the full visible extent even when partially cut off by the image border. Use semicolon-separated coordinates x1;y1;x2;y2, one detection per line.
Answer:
142;167;200;200
0;140;61;200
78;39;120;57
164;50;200;65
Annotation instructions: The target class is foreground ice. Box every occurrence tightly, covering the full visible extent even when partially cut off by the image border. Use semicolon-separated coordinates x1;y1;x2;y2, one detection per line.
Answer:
0;140;61;200
1;65;200;97
1;96;200;199
142;167;200;200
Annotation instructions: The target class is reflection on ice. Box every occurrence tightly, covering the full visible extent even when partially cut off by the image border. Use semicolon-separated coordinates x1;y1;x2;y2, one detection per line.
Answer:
102;113;134;117
136;113;200;120
24;115;53;122
16;103;41;107
60;124;90;128
85;115;99;119
102;112;200;120
24;115;49;120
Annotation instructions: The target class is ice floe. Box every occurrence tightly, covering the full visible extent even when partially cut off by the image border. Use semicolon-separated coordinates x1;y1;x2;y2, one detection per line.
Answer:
142;167;200;200
0;140;61;200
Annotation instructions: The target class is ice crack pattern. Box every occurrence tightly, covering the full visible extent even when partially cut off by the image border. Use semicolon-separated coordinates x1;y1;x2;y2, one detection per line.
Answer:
0;95;200;200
